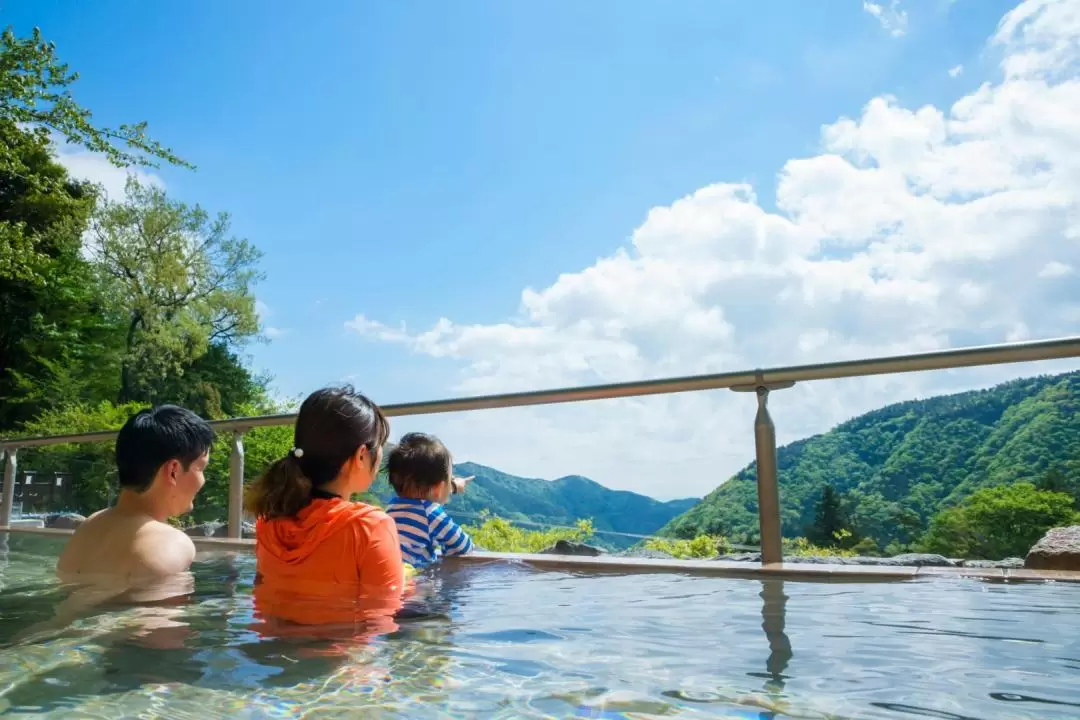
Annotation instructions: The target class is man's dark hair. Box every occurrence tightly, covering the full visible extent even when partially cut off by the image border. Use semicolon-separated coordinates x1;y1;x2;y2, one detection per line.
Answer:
387;432;452;498
115;405;215;492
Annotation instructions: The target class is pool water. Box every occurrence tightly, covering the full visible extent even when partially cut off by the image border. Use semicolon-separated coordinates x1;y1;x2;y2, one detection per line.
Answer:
0;533;1077;719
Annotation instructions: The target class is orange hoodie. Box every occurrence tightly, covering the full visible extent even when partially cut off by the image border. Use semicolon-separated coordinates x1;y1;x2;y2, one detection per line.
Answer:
252;497;406;628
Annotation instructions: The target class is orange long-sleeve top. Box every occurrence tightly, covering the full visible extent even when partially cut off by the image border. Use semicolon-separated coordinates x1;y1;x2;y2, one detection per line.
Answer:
252;496;408;629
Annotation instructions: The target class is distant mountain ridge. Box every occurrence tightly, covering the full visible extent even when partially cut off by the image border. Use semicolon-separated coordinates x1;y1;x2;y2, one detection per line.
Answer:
661;370;1080;550
368;461;698;547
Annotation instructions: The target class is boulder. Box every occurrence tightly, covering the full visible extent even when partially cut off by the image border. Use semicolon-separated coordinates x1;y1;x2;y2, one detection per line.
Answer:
961;557;1024;569
539;540;606;557
45;513;86;530
1025;526;1080;570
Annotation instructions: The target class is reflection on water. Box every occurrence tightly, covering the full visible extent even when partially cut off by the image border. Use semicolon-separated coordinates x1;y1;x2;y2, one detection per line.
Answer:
0;533;1076;718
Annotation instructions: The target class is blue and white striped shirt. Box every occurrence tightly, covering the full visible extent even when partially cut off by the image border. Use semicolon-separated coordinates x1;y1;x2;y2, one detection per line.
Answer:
386;496;474;568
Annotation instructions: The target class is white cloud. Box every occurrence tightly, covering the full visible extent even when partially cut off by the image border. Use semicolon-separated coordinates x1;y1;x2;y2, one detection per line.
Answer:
350;0;1080;499
863;0;910;37
1039;260;1074;277
53;143;163;199
949;64;965;77
255;299;289;340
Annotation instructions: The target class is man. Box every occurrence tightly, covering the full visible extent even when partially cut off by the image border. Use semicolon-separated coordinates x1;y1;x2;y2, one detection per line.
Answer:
57;404;214;581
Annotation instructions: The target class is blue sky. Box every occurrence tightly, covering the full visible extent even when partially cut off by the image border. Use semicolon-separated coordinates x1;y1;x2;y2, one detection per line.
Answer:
6;0;1078;498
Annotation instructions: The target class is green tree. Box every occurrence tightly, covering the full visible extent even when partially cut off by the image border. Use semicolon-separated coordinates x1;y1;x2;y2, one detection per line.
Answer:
805;484;854;548
89;178;264;404
919;483;1078;559
0;127;123;430
1;24;192;430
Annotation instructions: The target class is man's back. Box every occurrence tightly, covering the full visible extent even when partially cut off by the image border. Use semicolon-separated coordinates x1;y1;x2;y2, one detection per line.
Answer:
57;508;196;581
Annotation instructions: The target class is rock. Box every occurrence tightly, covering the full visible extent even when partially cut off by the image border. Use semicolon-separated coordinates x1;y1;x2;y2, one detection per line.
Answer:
539;540;606;557
881;553;956;567
961;557;1024;569
619;548;676;560
717;552;762;563
242;521;256;539
45;513;85;530
184;521;227;538
1025;526;1080;570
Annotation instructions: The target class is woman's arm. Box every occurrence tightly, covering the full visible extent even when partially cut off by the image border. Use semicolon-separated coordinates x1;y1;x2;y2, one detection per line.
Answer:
358;512;408;591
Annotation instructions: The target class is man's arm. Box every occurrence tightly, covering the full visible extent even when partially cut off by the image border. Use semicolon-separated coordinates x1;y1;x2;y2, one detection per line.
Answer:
429;506;474;557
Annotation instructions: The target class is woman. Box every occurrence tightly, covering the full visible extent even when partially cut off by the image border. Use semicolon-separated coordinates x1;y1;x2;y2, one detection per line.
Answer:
246;385;406;629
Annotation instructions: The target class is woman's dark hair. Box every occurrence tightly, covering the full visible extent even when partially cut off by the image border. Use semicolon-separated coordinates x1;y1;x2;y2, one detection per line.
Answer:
246;385;389;519
387;432;452;498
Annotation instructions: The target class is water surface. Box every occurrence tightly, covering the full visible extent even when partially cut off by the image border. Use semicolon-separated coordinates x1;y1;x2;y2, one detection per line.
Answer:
0;532;1076;718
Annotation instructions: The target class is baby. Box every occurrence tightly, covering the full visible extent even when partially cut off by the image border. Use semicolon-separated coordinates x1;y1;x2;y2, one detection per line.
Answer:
386;432;475;568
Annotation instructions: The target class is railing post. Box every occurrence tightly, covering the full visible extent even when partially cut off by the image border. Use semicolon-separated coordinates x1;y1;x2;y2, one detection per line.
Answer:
733;381;793;566
755;387;782;565
227;431;245;539
1;449;17;527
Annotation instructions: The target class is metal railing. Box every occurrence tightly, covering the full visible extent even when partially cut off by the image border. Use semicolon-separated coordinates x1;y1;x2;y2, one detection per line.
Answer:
3;335;1080;564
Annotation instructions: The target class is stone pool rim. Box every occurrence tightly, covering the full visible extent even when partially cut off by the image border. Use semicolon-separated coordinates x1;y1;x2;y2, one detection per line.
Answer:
5;525;1079;584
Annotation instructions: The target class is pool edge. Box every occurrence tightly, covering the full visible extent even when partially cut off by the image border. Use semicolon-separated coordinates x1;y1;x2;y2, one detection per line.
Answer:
5;526;1077;584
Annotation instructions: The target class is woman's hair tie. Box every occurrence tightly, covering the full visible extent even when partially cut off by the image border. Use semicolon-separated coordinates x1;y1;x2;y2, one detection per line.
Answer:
290;447;304;458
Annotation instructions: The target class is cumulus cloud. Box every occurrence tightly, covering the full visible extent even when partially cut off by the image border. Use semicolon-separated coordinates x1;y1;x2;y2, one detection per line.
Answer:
863;0;909;37
350;0;1080;499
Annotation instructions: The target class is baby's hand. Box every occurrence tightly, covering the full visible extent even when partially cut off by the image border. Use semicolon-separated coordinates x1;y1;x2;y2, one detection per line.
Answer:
452;475;474;495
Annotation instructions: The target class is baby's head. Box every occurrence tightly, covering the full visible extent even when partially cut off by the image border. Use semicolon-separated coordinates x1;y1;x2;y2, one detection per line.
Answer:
387;432;454;503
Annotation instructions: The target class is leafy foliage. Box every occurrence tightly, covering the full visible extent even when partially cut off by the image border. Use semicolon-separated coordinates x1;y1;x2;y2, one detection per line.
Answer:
782;537;858;558
17;401;146;513
0;26;190;174
663;372;1080;554
463;515;595;554
644;534;731;559
918;483;1078;559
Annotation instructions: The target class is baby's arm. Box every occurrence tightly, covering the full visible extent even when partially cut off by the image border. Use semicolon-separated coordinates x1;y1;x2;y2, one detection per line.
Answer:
429;505;474;557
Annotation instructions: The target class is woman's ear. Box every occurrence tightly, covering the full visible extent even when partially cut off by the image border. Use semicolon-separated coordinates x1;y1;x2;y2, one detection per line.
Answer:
353;445;375;473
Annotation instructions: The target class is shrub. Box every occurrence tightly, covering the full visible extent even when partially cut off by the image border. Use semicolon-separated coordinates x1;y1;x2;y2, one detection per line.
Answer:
783;536;857;558
644;534;731;559
463;516;595;554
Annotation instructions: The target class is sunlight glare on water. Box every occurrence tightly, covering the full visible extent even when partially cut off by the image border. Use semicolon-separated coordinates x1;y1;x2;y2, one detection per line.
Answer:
0;532;1076;719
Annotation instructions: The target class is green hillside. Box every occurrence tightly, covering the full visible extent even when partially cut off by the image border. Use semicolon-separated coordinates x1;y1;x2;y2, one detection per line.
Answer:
366;462;698;548
661;370;1080;550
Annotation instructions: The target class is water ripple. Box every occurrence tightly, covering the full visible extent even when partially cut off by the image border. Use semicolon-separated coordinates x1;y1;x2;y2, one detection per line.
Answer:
0;533;1076;718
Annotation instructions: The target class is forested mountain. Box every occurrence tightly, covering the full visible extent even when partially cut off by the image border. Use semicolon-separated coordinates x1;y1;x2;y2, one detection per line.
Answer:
364;462;698;546
662;371;1080;550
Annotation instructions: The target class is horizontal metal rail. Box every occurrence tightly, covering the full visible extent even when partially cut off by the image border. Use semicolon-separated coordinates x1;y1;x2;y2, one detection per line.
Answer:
3;335;1079;450
3;335;1080;563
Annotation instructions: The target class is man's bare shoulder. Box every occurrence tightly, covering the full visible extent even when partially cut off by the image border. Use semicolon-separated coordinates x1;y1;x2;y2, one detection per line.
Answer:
58;511;195;579
131;522;196;577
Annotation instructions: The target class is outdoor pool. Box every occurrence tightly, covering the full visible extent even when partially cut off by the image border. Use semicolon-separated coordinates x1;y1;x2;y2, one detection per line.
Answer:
0;532;1076;719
